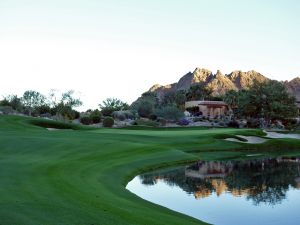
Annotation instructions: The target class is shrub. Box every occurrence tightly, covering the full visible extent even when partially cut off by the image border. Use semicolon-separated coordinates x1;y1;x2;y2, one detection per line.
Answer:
158;118;167;126
90;109;102;123
0;106;14;115
133;119;159;127
101;107;114;117
103;117;114;127
155;106;184;122
283;118;298;130
80;116;92;125
149;114;158;121
178;118;190;126
227;120;240;128
112;110;135;121
246;119;259;128
186;106;199;115
137;100;154;118
73;110;80;119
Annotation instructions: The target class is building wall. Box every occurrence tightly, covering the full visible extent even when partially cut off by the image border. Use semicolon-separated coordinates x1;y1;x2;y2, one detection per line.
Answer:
185;101;228;118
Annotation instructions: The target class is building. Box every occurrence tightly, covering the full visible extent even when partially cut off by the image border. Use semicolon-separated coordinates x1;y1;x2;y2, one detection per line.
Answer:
185;100;229;118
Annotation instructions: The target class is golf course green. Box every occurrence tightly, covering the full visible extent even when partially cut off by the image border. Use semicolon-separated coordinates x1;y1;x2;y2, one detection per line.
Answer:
1;115;300;225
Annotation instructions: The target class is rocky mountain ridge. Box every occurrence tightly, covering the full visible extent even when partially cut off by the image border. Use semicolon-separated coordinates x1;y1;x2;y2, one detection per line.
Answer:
147;67;300;101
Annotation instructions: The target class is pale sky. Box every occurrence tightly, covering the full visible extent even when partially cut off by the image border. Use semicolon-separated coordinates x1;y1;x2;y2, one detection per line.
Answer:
0;0;299;110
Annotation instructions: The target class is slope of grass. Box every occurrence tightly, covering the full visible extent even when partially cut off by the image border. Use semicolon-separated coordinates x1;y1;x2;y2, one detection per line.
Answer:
0;115;300;225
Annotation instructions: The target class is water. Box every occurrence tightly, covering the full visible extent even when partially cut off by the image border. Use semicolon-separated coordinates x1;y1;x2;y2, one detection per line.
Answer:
126;157;300;225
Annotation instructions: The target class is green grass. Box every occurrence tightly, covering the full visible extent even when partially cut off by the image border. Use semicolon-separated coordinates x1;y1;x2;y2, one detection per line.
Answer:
1;115;300;225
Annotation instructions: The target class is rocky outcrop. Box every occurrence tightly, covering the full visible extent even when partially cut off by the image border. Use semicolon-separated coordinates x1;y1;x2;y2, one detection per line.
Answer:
142;67;300;100
284;77;300;101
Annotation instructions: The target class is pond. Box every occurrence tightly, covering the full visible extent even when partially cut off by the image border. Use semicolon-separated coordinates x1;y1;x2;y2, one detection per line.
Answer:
126;157;300;225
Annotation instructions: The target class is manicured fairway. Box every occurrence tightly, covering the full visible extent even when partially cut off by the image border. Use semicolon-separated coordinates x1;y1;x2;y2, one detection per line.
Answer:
1;115;300;225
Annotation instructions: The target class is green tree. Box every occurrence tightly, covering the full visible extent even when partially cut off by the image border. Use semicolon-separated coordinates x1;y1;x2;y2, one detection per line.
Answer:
236;80;298;121
175;90;187;109
154;105;184;121
99;98;129;116
22;91;46;116
137;99;155;118
61;90;82;108
186;84;213;101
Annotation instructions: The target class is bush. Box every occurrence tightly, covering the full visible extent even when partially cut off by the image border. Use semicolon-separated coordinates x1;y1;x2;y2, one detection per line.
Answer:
133;119;159;127
155;106;184;122
73;110;80;119
103;117;114;127
158;118;167;126
0;106;14;115
227;120;240;128
283;118;298;130
178;118;190;126
137;100;154;118
149;114;157;121
90;109;102;123
101;107;114;117
246;119;259;128
80;116;92;125
112;110;135;121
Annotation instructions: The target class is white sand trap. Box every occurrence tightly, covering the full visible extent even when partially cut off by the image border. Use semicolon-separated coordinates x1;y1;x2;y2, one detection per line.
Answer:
225;135;267;144
225;131;300;144
47;128;60;131
264;130;300;140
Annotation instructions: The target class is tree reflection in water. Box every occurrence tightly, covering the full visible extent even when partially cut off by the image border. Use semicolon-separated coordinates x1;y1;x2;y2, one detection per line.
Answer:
139;157;300;206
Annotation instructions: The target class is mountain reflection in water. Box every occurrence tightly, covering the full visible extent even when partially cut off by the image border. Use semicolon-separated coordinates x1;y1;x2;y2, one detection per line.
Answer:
139;157;300;206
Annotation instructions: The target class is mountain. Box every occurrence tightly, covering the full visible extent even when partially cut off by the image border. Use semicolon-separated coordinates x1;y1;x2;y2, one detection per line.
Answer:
145;67;300;101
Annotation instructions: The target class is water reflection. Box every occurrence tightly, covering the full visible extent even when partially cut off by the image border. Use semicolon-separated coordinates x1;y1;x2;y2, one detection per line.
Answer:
139;157;300;206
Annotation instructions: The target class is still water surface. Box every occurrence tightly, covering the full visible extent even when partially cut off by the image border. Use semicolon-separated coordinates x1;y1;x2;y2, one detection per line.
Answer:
126;157;300;225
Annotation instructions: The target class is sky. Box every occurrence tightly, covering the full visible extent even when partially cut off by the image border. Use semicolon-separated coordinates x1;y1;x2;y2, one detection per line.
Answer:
0;0;300;110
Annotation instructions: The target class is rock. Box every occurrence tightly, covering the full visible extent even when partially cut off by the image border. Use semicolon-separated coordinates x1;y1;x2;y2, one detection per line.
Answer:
133;67;300;104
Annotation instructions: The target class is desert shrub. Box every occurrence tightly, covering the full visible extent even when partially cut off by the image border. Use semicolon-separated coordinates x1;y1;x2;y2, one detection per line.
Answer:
218;122;226;127
80;116;92;125
178;118;190;126
137;100;154;118
227;120;240;128
246;118;259;128
157;118;167;126
134;119;159;127
90;109;102;123
91;115;101;123
282;118;298;130
103;117;114;127
29;119;82;130
36;105;51;115
193;117;203;122
155;106;184;122
0;106;14;114
101;108;114;117
149;114;157;121
112;110;135;121
73;110;80;119
186;106;199;115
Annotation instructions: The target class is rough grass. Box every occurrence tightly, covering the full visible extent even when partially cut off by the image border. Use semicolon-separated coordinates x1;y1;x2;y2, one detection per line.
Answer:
0;115;300;225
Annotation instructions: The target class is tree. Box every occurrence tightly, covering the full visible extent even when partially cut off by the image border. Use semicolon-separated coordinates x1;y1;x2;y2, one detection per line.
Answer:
51;90;82;120
22;91;46;116
235;80;298;122
175;90;187;109
186;84;213;101
154;105;184;121
61;90;82;108
137;99;155;118
99;98;129;116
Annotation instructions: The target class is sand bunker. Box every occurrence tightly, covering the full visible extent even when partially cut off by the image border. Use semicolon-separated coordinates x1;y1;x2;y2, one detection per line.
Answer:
47;128;60;131
225;130;300;144
225;135;267;144
264;131;300;139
